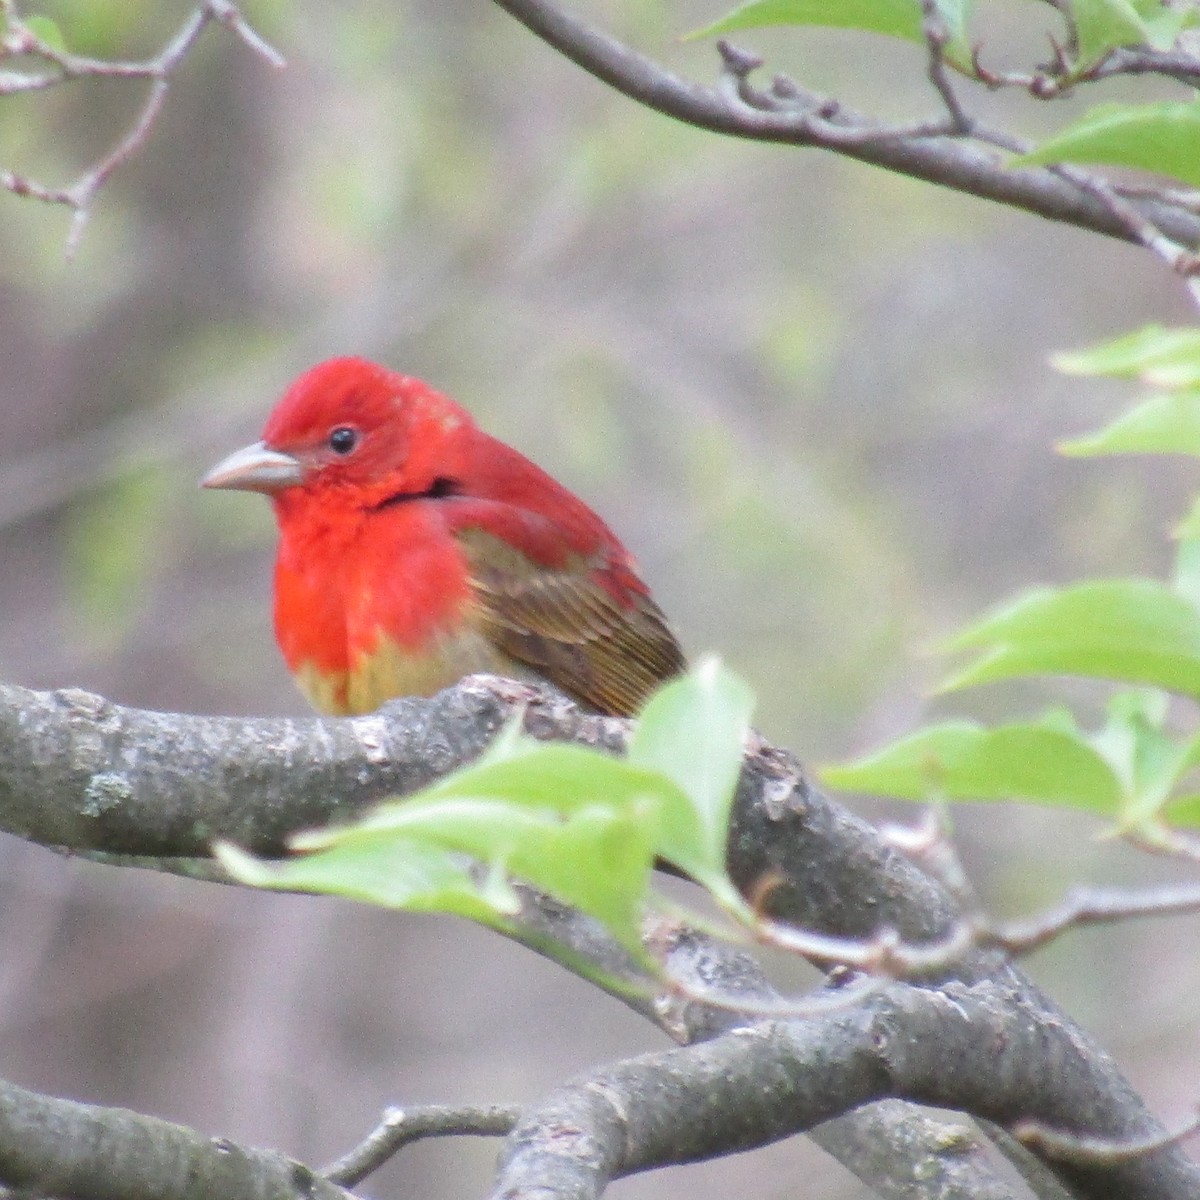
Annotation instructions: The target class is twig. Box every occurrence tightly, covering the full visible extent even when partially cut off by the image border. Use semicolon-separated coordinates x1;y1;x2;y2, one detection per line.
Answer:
1052;163;1200;304
1128;823;1200;864
921;0;973;133
493;0;1200;309
718;40;959;144
1116;183;1200;216
968;44;1074;98
1042;0;1080;63
1015;1108;1200;1167
322;1104;519;1187
206;0;286;67
754;881;1200;976
0;0;284;255
882;806;979;909
969;115;1200;301
59;76;169;252
1090;46;1200;88
758;914;978;975
663;964;886;1021
992;883;1200;955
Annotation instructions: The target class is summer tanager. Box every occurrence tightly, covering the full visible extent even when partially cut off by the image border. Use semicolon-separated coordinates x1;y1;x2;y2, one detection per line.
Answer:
201;357;685;717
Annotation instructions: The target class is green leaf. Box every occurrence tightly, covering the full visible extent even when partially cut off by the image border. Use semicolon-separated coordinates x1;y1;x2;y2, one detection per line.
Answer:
1154;727;1200;825
942;580;1200;699
1164;787;1200;826
1072;0;1150;68
216;838;508;924
1164;794;1200;824
1088;691;1188;821
25;0;147;58
822;719;1122;813
1060;391;1200;459
1014;103;1200;190
23;14;67;51
219;831;655;997
239;791;657;957
295;745;664;954
627;656;754;894
415;738;680;820
689;0;972;62
1053;326;1200;381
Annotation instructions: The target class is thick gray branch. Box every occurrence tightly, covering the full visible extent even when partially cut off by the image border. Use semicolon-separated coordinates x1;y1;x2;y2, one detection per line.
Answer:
0;677;951;942
488;0;1200;250
491;977;1198;1200
0;680;516;856
0;1075;349;1200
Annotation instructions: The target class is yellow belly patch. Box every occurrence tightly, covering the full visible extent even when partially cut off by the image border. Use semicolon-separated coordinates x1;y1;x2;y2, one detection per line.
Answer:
292;627;521;716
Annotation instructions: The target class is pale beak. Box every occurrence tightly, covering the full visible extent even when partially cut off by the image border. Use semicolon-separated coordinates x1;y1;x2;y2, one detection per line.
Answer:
200;441;304;494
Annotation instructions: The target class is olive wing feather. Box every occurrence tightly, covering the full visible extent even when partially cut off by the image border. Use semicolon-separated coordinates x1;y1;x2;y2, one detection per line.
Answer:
458;529;684;717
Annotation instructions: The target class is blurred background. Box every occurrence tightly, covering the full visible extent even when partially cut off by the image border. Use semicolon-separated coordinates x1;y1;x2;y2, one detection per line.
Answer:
2;1;1198;1196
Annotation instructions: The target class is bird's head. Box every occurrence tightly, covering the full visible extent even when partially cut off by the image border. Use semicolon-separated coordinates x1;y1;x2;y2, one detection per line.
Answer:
201;357;472;506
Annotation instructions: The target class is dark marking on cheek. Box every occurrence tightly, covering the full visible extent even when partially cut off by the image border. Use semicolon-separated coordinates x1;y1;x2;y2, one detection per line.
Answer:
373;477;462;510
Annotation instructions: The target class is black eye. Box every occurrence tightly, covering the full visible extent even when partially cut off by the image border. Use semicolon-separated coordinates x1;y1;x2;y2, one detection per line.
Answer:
328;426;359;455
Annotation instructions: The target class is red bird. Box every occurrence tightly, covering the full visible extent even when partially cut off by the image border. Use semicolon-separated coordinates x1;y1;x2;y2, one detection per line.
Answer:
201;357;684;717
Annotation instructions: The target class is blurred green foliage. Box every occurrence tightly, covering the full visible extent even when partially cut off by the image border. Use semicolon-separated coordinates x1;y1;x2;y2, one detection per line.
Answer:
64;465;168;652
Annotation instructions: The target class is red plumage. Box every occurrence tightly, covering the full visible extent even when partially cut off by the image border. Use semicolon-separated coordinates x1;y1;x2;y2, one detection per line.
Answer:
202;357;684;716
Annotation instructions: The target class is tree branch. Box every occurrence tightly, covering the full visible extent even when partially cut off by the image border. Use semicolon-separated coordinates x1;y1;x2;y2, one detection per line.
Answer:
2;675;1198;1197
321;1103;519;1187
489;977;1200;1200
487;0;1200;251
0;1075;351;1200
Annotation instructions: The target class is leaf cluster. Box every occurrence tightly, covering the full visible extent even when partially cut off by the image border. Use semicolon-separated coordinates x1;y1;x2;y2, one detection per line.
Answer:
829;328;1200;848
221;659;756;974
